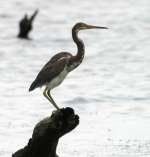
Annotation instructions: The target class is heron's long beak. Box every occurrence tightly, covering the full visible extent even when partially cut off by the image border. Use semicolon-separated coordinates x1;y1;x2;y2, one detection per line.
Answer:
87;25;108;29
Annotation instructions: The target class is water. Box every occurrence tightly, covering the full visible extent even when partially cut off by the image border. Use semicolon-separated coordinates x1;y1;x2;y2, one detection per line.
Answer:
1;0;150;156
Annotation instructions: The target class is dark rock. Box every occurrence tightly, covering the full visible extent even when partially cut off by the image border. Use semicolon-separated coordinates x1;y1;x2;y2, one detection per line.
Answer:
12;107;79;157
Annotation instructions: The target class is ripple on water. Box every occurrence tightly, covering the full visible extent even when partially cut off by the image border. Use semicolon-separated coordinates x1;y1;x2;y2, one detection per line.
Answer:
65;96;89;105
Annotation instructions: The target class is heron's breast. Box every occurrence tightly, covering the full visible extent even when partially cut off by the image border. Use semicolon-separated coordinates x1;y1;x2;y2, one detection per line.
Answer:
47;67;69;89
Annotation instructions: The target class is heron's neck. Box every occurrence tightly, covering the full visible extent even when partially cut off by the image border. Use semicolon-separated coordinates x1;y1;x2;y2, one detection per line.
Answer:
72;28;85;61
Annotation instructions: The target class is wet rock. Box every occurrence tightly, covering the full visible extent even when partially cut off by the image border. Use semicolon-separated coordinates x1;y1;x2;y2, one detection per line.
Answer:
12;107;79;157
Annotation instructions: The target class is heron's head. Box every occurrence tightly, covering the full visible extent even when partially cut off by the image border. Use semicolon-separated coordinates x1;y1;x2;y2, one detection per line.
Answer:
73;22;108;32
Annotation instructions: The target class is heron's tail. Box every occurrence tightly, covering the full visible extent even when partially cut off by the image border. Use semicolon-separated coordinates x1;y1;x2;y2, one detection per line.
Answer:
29;80;37;91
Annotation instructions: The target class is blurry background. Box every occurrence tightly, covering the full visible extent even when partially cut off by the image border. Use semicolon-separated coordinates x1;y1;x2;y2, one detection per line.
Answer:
1;0;150;156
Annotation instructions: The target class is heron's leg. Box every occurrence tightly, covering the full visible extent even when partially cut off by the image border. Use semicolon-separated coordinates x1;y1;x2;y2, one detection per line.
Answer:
43;87;60;110
43;87;49;100
47;90;60;110
43;87;53;106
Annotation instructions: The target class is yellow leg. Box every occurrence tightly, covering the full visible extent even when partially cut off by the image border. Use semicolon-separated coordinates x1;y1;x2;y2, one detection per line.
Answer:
43;87;60;110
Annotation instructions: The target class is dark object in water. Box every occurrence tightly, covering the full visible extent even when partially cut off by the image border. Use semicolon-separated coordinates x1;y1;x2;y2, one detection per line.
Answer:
18;9;38;39
12;107;79;157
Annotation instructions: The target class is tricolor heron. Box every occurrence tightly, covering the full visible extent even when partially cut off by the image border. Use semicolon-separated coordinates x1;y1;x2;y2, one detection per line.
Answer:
29;22;108;110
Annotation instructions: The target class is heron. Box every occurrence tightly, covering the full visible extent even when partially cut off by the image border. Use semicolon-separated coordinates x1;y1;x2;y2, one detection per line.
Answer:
29;22;108;110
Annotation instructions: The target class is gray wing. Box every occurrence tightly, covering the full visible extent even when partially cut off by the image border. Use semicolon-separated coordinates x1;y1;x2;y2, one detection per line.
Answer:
29;57;69;91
